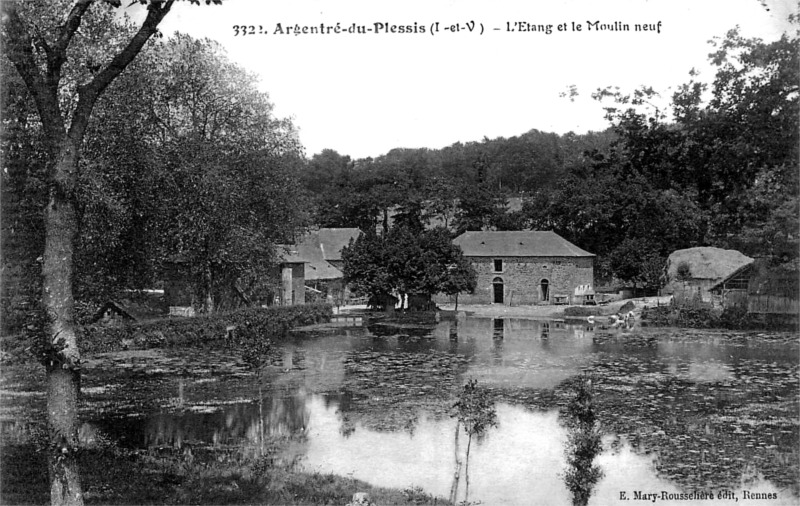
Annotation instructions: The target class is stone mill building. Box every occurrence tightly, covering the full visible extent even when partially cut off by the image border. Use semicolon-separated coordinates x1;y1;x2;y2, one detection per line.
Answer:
452;231;595;305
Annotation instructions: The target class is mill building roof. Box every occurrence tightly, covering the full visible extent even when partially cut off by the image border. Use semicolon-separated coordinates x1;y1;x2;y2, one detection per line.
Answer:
453;231;594;257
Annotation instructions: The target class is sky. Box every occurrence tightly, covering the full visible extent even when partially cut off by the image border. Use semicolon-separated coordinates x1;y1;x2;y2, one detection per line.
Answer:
151;0;795;159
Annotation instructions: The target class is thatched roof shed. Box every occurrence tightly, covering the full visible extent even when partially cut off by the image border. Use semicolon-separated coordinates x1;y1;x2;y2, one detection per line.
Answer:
665;247;753;282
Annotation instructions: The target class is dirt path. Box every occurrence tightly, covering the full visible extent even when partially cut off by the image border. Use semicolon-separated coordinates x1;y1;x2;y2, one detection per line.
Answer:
437;296;672;319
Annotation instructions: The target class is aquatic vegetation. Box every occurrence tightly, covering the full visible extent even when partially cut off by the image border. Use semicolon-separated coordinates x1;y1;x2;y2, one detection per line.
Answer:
452;379;498;441
1;316;797;504
339;349;469;433
562;375;603;506
450;379;498;504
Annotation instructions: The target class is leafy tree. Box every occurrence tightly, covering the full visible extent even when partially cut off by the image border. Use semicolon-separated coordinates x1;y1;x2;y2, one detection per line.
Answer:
342;226;476;310
590;25;798;269
522;22;798;284
315;180;382;231
607;238;666;294
340;229;393;308
302;149;352;195
439;256;478;311
391;195;427;235
72;42;162;311
450;379;497;504
452;154;510;235
563;376;603;506
521;168;701;283
1;2;219;503
675;29;798;212
140;36;306;312
426;176;459;229
734;167;799;268
299;130;614;232
1;57;49;333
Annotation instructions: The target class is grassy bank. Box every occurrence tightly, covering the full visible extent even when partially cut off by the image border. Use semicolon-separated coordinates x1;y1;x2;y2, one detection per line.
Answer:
0;440;446;505
641;305;799;331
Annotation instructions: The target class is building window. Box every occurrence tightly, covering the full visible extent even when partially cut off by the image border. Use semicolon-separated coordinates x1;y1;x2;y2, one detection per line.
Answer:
493;259;503;272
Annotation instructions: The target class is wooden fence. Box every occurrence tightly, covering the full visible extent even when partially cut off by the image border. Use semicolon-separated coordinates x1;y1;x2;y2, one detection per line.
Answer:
748;295;800;315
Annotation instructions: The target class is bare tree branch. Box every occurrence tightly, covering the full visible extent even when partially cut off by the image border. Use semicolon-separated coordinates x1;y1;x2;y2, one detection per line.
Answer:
68;0;175;141
1;0;66;146
47;0;95;87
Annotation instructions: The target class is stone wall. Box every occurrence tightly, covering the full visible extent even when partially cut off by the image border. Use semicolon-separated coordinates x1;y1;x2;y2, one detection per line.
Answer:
280;263;306;305
453;256;594;305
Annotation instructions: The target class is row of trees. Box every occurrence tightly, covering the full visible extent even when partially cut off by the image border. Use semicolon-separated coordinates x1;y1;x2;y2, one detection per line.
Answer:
300;131;615;235
300;25;799;291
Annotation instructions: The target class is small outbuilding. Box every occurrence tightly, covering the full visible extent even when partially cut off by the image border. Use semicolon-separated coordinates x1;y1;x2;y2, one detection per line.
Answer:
663;247;753;306
710;261;799;314
278;228;361;305
92;301;137;327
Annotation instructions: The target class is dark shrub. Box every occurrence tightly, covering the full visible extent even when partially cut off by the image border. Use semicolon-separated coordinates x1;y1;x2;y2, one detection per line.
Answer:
81;304;332;354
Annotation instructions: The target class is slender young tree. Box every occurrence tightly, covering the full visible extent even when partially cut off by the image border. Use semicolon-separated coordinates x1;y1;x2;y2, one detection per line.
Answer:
1;1;219;504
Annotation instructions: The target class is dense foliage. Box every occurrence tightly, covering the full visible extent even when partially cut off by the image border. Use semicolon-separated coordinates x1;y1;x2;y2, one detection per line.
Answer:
80;35;308;313
2;31;310;326
80;303;332;355
528;28;797;284
2;3;232;504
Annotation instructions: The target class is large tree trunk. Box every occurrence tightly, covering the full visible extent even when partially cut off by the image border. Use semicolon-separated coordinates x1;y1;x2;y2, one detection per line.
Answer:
1;3;185;504
46;367;82;505
42;151;83;506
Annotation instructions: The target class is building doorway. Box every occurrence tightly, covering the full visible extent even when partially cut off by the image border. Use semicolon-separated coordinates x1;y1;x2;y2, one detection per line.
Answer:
540;279;550;302
493;277;504;304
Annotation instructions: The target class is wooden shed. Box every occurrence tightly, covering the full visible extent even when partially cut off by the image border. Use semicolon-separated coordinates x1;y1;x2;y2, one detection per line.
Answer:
710;261;799;315
91;301;137;327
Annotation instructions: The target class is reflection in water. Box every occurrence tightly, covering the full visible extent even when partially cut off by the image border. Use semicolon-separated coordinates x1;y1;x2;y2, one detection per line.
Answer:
71;316;799;504
563;376;603;506
449;417;462;503
306;401;573;505
94;389;311;457
84;385;796;505
492;318;504;339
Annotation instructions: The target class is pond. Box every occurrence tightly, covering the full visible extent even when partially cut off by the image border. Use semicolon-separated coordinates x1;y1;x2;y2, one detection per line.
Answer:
4;316;799;505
